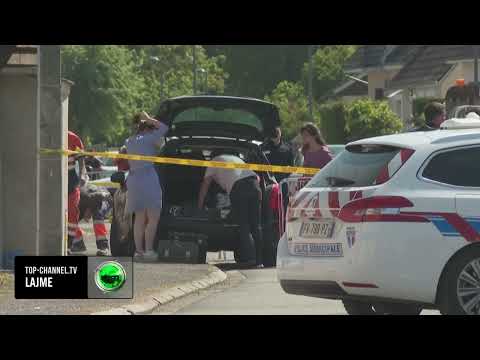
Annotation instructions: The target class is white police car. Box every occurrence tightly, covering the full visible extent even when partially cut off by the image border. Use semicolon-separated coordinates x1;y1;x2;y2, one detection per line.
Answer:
277;115;480;315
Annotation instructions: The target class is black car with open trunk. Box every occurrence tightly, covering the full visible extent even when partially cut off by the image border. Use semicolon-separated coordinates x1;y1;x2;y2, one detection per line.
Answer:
109;96;283;266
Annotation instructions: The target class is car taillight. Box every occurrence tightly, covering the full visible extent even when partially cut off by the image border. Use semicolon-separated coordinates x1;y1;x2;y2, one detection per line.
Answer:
338;196;428;223
269;184;280;211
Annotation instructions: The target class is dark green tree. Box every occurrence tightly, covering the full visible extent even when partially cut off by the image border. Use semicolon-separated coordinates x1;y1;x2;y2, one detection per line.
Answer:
302;45;358;100
62;45;145;146
62;45;228;146
265;81;320;141
207;45;310;98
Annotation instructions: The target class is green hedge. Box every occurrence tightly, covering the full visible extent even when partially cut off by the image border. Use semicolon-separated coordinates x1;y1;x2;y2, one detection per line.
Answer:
319;101;347;144
318;98;403;144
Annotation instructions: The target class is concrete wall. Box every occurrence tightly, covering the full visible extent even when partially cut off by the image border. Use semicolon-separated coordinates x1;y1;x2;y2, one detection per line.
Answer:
0;46;66;268
38;46;67;257
0;72;38;267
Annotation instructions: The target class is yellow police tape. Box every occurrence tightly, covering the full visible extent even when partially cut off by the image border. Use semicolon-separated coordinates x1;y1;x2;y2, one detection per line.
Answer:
91;182;120;189
39;148;320;176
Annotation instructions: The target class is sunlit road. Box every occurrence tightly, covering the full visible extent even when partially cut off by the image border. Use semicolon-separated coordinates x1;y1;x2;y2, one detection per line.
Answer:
154;262;441;315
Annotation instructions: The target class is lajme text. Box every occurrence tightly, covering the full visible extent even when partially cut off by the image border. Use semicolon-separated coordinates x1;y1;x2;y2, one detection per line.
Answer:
25;277;53;287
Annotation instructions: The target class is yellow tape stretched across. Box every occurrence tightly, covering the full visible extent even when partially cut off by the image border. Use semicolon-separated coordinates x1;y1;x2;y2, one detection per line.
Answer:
39;148;321;175
91;182;120;189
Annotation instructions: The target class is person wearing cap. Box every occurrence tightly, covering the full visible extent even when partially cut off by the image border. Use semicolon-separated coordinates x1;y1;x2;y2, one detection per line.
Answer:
409;102;446;132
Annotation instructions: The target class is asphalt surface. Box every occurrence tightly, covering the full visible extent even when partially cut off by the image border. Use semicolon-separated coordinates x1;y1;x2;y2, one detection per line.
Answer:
154;267;442;315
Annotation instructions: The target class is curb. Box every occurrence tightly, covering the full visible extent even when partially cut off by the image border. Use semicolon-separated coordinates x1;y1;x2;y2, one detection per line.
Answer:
92;268;227;315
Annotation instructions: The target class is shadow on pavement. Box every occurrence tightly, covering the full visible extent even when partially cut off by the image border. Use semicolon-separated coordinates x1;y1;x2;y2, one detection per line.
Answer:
213;263;274;272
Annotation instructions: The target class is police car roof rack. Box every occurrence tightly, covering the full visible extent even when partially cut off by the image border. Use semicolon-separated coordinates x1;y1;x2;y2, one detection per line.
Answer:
442;111;480;130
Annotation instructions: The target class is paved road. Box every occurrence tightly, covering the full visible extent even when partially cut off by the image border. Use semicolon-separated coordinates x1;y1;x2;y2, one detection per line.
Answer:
154;267;441;315
81;228;441;316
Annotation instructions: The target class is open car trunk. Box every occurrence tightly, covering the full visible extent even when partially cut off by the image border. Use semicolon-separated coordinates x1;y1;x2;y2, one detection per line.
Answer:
160;159;233;221
156;146;240;251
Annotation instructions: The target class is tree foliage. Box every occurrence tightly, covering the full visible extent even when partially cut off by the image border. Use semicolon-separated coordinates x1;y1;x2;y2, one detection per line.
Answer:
206;45;310;98
62;45;403;148
62;45;144;146
303;45;358;100
318;99;404;144
265;81;320;141
344;99;404;142
62;45;228;146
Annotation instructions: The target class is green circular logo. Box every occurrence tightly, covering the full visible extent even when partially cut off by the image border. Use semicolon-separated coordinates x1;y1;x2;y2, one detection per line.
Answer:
95;261;126;292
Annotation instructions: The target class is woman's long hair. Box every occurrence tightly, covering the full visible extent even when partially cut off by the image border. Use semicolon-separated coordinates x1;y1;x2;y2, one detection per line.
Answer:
133;113;155;134
300;122;326;153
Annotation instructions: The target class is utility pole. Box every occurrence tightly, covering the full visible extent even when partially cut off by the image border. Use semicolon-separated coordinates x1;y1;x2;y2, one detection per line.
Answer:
308;45;314;119
193;45;197;95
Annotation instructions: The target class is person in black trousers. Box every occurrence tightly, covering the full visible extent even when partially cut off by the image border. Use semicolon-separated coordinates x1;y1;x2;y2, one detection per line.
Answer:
198;152;263;268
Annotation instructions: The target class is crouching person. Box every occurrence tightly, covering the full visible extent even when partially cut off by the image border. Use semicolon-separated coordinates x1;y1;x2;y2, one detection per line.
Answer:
198;152;263;268
78;184;113;256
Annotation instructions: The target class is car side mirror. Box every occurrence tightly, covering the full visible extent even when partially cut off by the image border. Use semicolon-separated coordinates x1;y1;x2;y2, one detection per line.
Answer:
111;171;126;185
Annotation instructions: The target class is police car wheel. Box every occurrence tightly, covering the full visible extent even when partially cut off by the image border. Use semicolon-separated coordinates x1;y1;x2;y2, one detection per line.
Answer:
440;247;480;315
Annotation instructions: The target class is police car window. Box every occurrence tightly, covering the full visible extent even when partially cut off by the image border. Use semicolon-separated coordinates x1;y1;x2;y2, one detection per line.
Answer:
306;145;400;188
174;107;263;131
422;147;480;187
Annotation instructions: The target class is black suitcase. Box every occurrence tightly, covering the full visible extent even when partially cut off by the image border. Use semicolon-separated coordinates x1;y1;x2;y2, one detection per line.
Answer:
157;234;208;264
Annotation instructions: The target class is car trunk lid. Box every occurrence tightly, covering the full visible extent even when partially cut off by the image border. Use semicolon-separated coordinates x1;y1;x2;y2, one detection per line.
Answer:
156;96;281;141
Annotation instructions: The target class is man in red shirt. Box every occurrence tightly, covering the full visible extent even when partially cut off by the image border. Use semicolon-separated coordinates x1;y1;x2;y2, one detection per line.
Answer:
68;130;88;254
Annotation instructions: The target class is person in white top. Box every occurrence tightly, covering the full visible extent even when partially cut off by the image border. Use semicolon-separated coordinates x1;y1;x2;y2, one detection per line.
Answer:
198;152;263;267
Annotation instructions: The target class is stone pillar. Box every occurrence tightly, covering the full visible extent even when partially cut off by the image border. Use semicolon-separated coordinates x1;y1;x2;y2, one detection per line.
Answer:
38;45;66;256
0;67;38;268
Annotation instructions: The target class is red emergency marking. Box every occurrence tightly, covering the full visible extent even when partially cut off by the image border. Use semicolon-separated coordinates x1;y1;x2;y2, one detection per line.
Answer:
442;214;480;242
350;191;363;201
403;211;480;243
300;193;322;218
375;167;390;185
374;148;415;185
400;148;415;163
342;282;378;289
291;192;311;209
328;192;340;217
